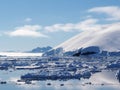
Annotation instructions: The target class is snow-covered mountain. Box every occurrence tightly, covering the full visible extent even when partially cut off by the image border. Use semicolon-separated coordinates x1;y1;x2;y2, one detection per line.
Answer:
55;28;120;52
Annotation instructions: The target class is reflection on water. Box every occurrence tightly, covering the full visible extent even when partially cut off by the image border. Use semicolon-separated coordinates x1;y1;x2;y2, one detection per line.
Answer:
0;70;119;90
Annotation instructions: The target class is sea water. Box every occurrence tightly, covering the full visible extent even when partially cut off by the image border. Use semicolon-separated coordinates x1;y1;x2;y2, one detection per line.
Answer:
0;70;119;90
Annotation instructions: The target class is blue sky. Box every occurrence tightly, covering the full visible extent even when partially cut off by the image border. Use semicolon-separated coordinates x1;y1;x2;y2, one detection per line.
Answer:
0;0;120;51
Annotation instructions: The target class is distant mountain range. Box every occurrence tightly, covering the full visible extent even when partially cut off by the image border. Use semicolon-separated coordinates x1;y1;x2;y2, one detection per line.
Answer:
3;46;52;53
29;46;52;53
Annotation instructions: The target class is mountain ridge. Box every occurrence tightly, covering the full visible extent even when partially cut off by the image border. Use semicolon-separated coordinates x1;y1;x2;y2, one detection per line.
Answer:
55;28;120;52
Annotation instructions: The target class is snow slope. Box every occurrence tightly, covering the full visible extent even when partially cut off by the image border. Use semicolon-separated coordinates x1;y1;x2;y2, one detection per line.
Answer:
55;27;120;52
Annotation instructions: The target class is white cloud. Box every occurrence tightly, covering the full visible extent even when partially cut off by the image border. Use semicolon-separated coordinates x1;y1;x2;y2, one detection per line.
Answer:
44;6;120;32
44;18;101;32
88;6;120;20
5;6;120;37
74;18;102;31
25;18;32;22
44;23;75;32
7;25;47;37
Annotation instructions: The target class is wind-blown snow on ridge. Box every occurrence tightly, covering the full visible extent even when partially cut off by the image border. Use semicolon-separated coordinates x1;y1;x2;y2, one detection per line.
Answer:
55;23;120;52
